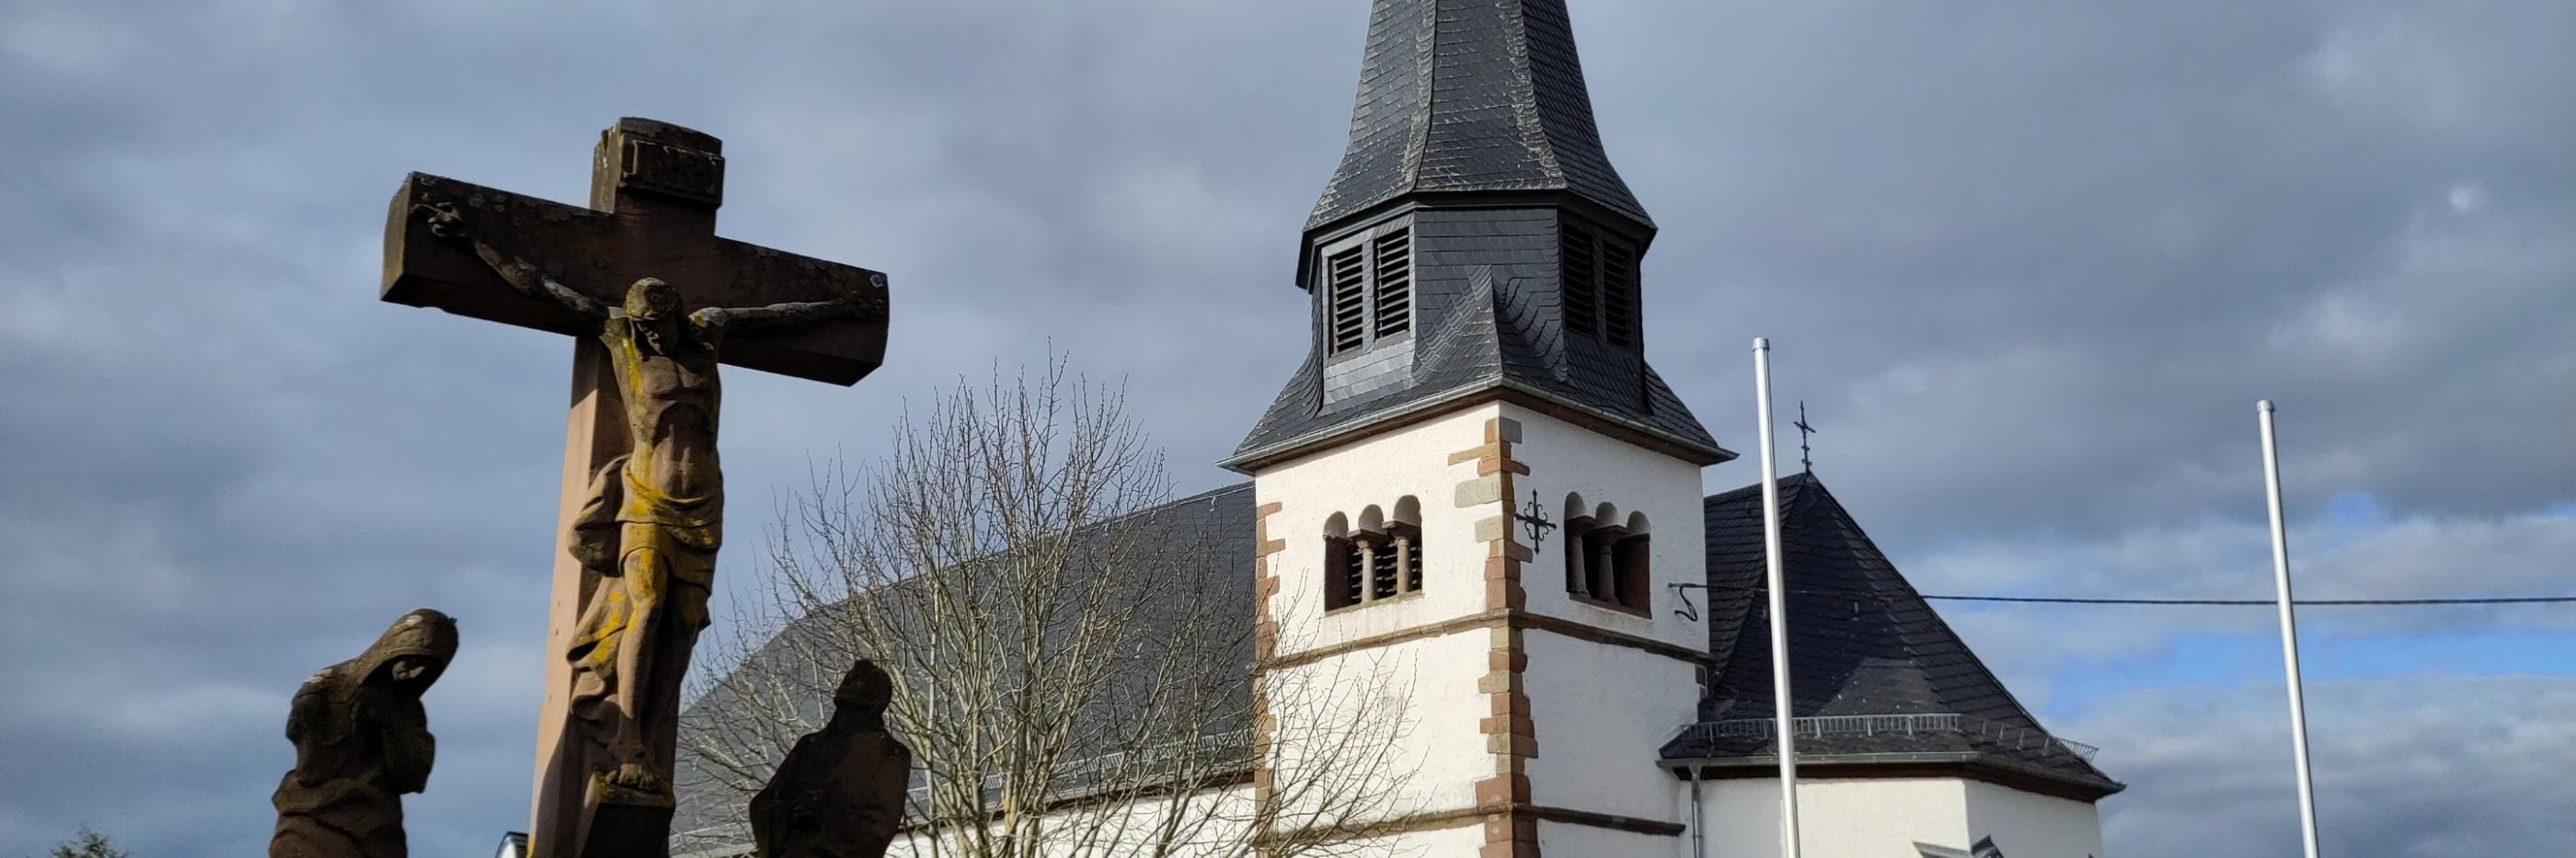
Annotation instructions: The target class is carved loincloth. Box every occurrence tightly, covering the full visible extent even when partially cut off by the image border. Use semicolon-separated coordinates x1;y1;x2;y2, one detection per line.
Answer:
565;456;721;731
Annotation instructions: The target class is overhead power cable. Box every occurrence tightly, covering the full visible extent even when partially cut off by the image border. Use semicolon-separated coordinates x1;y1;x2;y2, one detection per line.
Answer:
1917;594;2576;607
1692;585;2576;608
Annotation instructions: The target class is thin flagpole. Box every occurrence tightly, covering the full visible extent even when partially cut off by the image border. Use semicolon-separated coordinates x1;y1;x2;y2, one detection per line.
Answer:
2260;399;2324;858
1754;337;1801;858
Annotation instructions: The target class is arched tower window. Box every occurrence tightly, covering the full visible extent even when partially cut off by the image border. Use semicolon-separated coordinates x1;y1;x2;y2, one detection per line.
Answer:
1355;506;1391;604
1582;502;1625;605
1613;512;1651;612
1389;496;1423;595
1566;499;1651;614
1323;513;1359;612
1561;492;1593;597
1325;500;1428;613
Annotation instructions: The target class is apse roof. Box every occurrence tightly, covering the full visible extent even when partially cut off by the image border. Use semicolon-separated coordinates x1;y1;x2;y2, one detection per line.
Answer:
1661;473;2122;797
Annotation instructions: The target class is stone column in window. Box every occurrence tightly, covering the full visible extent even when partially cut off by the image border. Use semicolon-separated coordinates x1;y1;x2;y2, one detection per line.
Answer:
1563;515;1594;598
1357;539;1381;604
1590;531;1617;602
1393;533;1416;594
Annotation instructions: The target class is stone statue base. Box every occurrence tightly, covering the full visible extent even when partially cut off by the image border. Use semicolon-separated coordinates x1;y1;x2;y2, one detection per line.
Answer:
579;774;675;858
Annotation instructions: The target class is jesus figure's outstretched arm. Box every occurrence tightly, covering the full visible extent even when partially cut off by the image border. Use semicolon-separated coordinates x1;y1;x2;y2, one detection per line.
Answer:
412;201;608;320
691;273;883;334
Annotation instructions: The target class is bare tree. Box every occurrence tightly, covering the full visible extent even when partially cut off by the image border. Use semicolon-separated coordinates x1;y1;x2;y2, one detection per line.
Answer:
42;826;131;858
681;360;1418;857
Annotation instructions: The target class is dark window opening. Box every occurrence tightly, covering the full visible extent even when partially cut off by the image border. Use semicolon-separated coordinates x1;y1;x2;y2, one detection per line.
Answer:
1326;246;1367;355
1322;226;1413;357
1372;230;1412;338
1562;515;1596;597
1601;240;1638;347
1386;521;1423;595
1326;498;1425;613
1558;218;1642;349
1324;533;1361;611
1581;524;1626;603
1612;532;1650;611
1565;512;1650;614
1560;223;1598;337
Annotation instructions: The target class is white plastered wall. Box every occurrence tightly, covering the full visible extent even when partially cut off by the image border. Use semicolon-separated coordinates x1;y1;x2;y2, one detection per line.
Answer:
882;784;1256;858
1263;630;1490;822
1504;404;1709;830
1253;399;1723;852
1253;404;1502;830
1537;819;1677;856
1520;631;1700;822
1696;777;1972;858
1501;403;1710;653
1960;781;2105;858
1258;405;1501;652
1693;777;2107;858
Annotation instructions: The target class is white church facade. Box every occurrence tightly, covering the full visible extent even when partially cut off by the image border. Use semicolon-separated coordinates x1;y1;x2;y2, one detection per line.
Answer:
680;1;2119;856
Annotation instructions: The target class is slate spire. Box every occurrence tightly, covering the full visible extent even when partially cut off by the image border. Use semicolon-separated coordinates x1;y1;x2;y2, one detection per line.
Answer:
1229;0;1723;472
1307;0;1652;232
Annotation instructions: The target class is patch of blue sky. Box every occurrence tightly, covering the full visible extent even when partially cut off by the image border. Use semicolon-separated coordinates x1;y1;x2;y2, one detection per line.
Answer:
2038;625;2576;722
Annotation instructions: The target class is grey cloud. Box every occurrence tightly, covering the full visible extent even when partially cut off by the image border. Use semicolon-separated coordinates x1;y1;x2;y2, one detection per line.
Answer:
2066;674;2576;858
3;0;2570;854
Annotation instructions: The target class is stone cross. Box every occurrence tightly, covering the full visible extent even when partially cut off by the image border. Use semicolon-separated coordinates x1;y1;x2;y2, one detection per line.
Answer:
381;118;890;858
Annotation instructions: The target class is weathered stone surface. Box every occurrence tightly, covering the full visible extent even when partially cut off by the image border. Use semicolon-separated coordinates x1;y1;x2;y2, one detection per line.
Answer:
748;659;911;858
270;609;458;858
382;118;893;858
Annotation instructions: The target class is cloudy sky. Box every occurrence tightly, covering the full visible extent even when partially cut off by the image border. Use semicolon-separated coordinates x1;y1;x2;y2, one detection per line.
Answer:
4;0;2570;855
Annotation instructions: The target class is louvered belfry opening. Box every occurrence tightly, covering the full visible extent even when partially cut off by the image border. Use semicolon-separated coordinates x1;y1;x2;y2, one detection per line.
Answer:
1557;215;1643;349
1322;225;1415;358
1560;221;1599;337
1371;230;1412;338
1599;238;1638;347
1326;246;1368;355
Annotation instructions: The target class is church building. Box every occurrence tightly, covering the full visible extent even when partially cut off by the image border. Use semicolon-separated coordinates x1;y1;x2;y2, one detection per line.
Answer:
681;1;2118;855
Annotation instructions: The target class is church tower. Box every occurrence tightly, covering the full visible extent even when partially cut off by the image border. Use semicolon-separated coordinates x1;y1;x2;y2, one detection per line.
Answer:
1226;1;1733;853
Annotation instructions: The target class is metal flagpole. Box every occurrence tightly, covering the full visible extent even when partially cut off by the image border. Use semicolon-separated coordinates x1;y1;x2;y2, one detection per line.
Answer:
2260;400;2325;858
1754;337;1801;858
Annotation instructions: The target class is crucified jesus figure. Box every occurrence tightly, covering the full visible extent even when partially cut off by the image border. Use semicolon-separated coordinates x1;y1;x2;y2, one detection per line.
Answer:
426;205;876;795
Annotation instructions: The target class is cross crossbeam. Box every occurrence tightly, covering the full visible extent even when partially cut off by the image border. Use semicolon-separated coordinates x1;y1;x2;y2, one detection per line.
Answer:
383;119;887;384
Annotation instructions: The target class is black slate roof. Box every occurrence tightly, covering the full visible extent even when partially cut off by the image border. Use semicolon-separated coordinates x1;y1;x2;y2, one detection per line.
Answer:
1662;473;2122;797
1228;0;1723;470
1307;0;1650;230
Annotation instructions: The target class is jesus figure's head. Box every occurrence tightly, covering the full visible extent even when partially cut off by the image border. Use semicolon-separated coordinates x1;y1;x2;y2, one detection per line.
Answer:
625;278;681;322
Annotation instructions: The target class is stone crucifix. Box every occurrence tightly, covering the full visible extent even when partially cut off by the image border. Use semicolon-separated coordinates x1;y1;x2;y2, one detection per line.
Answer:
381;118;890;858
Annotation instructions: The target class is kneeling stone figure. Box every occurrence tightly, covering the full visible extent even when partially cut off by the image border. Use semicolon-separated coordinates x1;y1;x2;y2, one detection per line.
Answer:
270;608;458;858
750;658;912;858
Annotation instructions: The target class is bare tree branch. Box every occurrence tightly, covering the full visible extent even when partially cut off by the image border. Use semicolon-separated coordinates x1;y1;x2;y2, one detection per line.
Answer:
680;358;1417;857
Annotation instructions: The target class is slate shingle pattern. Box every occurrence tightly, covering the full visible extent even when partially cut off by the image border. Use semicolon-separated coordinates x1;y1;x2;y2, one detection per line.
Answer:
1306;0;1651;229
1230;210;1723;468
1232;0;1720;468
1663;473;2122;795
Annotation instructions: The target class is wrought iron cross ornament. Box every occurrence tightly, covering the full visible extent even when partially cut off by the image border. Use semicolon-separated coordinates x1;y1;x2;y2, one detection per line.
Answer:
1514;488;1557;550
1795;400;1817;473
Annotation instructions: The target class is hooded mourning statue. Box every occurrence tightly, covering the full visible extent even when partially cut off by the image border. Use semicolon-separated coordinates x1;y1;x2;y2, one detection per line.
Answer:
270;608;458;858
749;658;912;858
